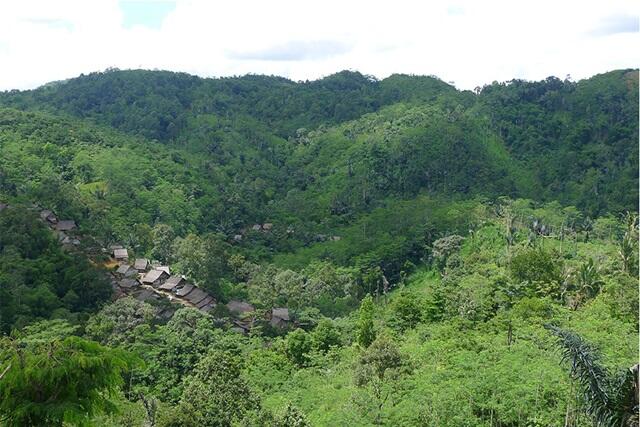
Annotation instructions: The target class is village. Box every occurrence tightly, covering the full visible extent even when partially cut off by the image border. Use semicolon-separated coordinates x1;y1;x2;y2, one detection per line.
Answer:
23;204;293;334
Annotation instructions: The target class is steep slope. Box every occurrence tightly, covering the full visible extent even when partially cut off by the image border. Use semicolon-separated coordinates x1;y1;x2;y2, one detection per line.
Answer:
0;69;460;141
0;70;637;266
478;69;639;213
2;69;635;219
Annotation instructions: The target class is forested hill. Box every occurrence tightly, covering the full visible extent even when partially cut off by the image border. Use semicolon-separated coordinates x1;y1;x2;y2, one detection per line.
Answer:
1;69;637;217
0;70;461;140
0;68;638;425
0;68;637;284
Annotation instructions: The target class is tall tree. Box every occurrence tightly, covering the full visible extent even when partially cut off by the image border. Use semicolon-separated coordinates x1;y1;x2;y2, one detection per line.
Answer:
356;295;376;348
0;331;134;426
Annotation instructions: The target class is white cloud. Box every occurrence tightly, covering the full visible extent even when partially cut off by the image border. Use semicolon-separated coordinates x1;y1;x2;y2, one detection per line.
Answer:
0;0;638;91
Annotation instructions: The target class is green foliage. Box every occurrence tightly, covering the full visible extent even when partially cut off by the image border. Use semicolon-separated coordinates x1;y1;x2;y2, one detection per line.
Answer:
0;68;637;425
387;291;424;331
272;402;311;427
510;247;563;298
546;325;638;426
356;295;376;348
85;297;156;346
142;308;241;402
152;224;176;264
311;318;342;352
0;207;111;332
0;330;135;426
162;350;259;427
284;328;313;367
354;334;411;424
431;234;465;271
479;70;639;215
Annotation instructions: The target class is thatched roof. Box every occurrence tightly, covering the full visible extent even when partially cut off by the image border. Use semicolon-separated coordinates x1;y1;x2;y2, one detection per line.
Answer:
134;259;149;271
199;302;216;313
158;308;175;320
185;288;208;305
116;264;135;276
272;307;290;321
40;210;57;223
113;248;128;259
156;266;170;274
119;278;139;289
227;300;255;314
135;289;155;301
55;220;76;231
175;283;194;297
159;275;184;291
196;296;215;309
141;269;169;284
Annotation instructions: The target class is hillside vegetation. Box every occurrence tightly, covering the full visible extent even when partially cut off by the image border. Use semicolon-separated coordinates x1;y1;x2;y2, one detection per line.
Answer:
0;69;637;426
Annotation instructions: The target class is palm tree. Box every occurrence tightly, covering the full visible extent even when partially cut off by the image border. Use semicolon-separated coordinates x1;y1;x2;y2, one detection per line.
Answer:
619;232;637;275
564;258;605;309
545;325;638;426
619;213;639;275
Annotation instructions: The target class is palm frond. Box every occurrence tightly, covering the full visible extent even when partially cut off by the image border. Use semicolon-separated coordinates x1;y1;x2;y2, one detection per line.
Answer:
544;324;634;426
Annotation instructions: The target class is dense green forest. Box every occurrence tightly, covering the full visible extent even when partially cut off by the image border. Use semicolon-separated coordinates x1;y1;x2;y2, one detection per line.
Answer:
0;69;637;426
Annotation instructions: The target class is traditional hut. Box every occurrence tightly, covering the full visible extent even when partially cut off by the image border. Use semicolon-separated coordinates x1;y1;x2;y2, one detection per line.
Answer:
134;258;150;272
270;307;290;328
227;300;255;316
174;283;194;297
40;210;58;224
116;264;137;278
56;220;76;231
113;248;129;261
159;275;185;291
118;278;139;289
140;269;169;287
184;288;209;305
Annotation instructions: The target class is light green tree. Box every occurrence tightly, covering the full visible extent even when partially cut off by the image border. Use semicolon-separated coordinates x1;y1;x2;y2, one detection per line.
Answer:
356;294;376;348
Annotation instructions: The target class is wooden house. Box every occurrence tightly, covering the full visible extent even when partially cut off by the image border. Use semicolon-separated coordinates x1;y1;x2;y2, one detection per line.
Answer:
174;283;194;297
40;210;58;224
116;264;137;278
134;258;150;272
159;275;185;291
113;248;129;261
227;300;255;316
118;278;139;290
140;269;170;287
156;266;170;275
270;307;290;328
55;220;76;231
184;288;209;305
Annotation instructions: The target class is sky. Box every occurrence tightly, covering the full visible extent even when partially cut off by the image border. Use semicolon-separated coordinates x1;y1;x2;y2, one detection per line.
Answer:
0;0;638;91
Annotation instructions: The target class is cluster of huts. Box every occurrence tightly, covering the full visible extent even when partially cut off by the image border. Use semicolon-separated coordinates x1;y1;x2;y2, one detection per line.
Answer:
38;208;81;246
23;204;294;332
110;247;218;314
225;300;291;334
109;247;291;332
